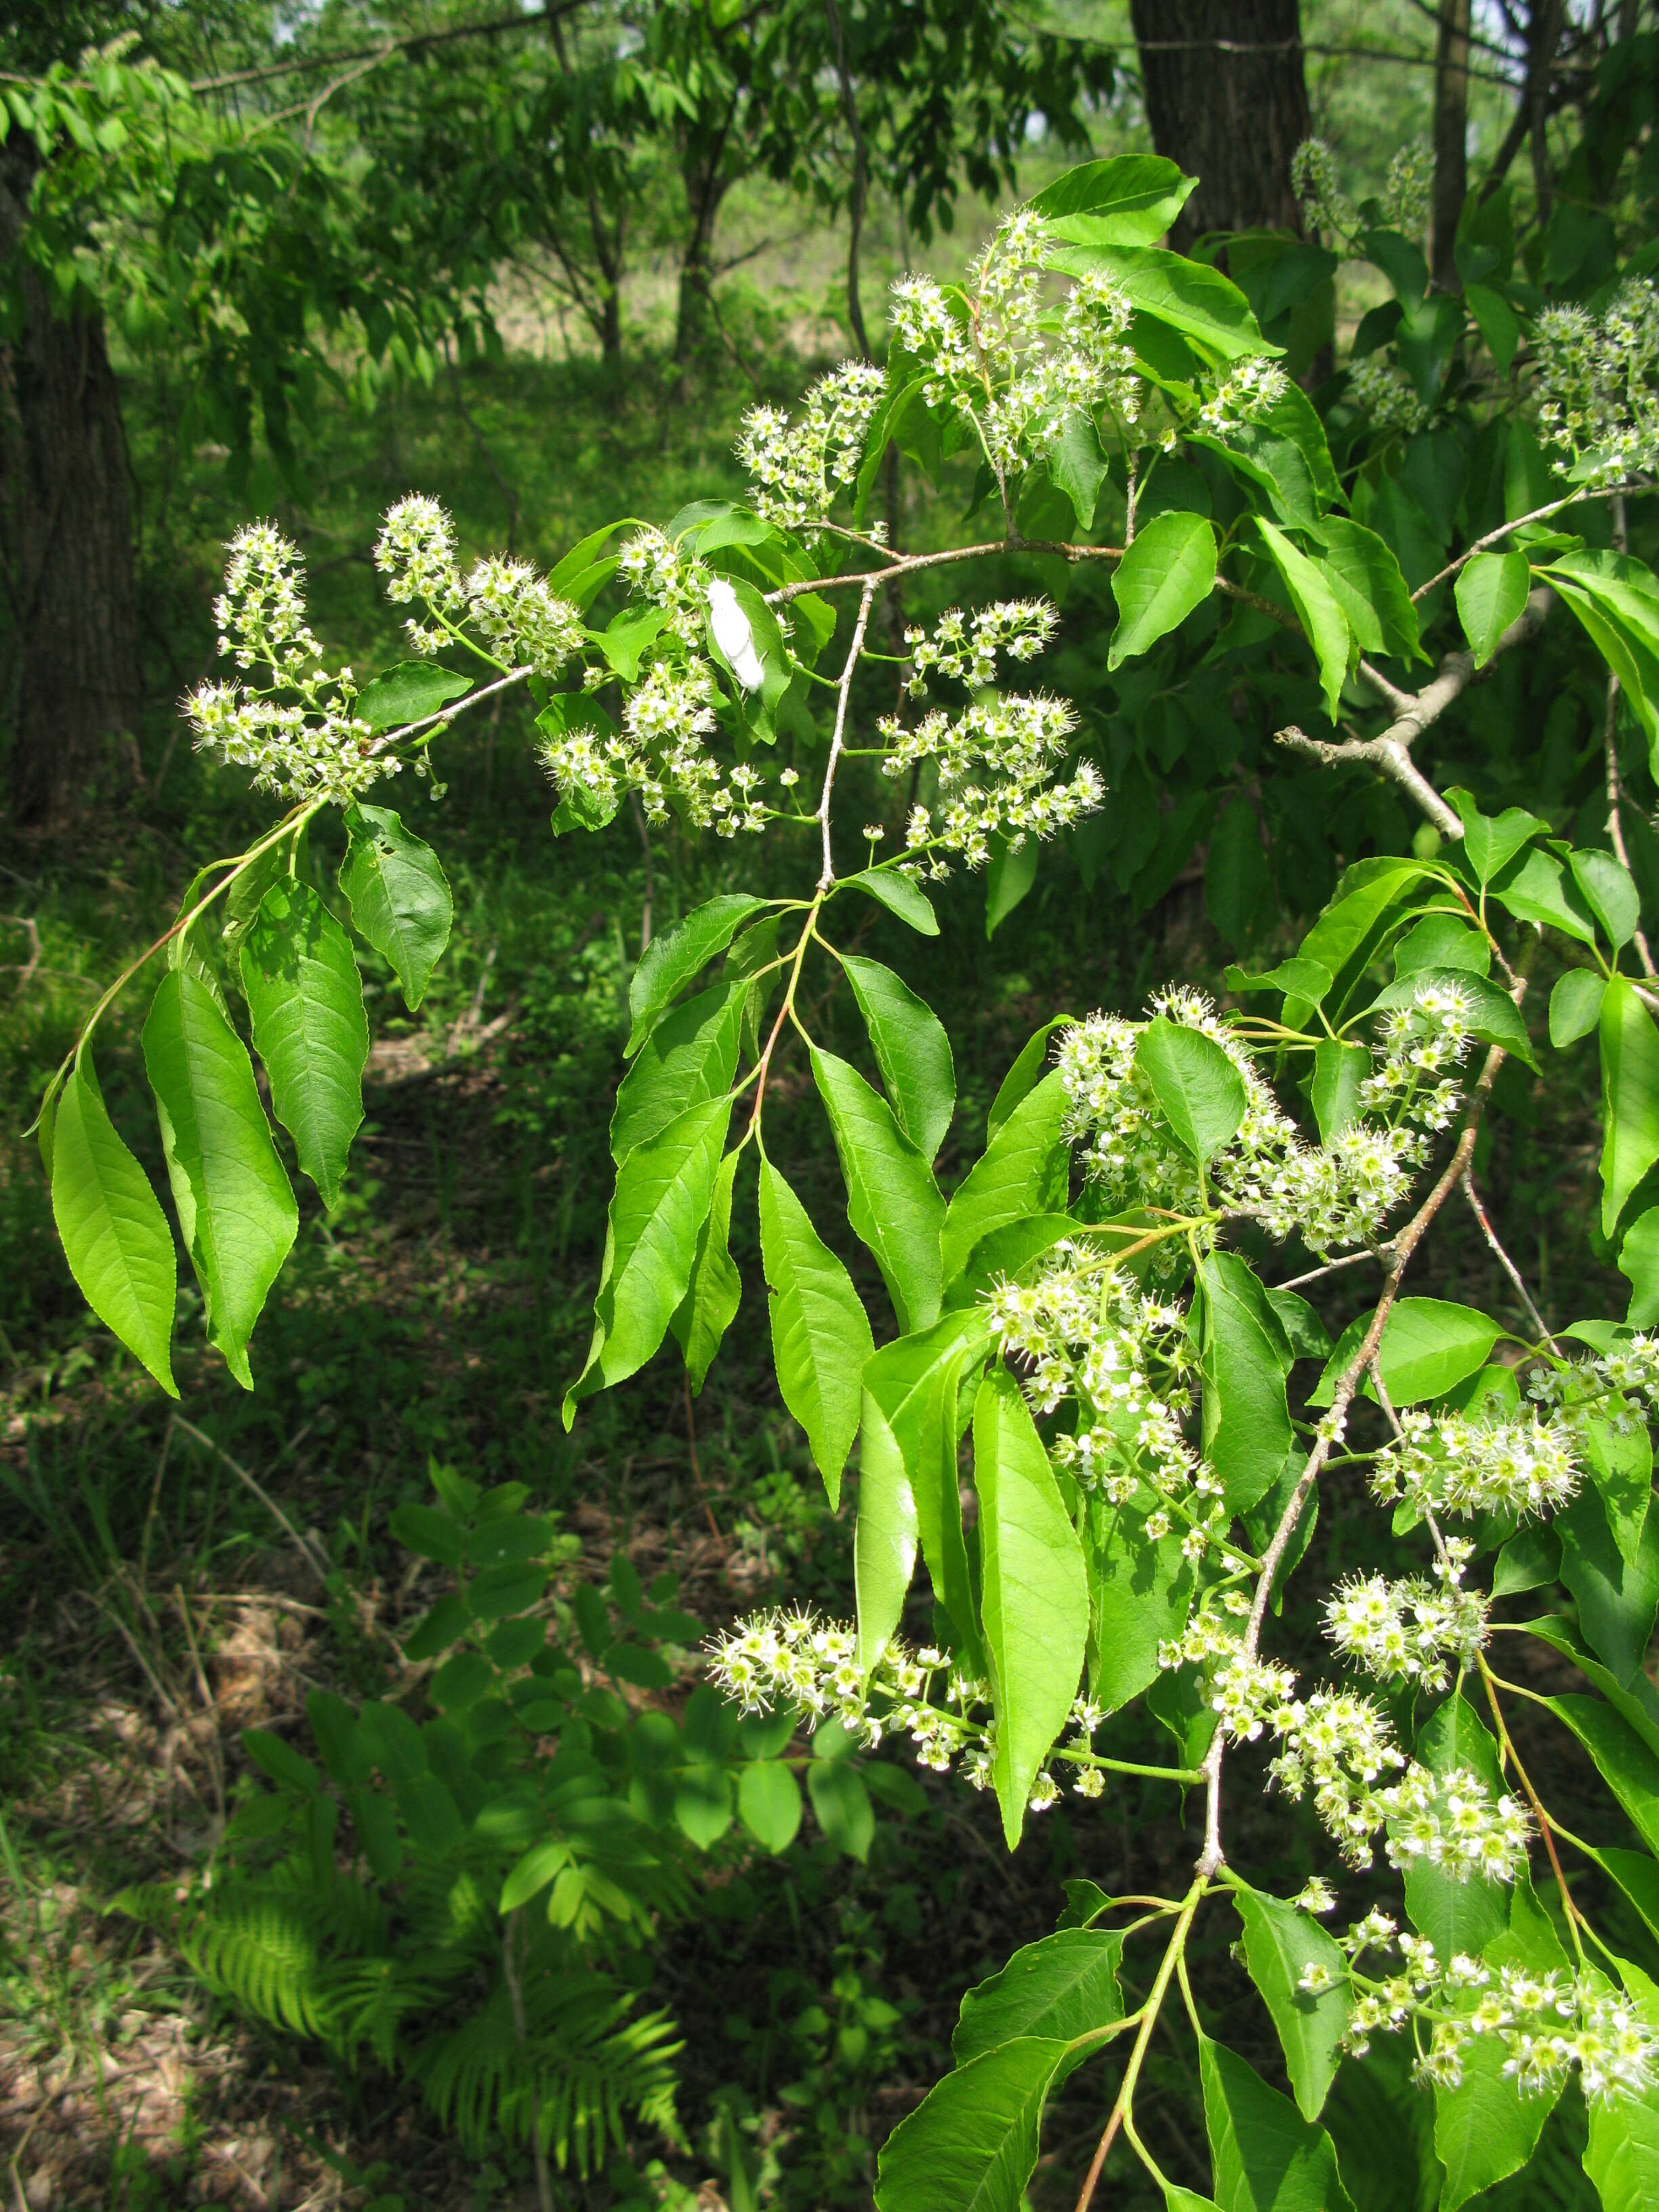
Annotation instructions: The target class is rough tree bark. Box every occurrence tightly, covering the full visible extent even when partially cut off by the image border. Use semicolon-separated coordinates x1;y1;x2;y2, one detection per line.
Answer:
1431;0;1472;285
0;143;142;827
1128;0;1311;248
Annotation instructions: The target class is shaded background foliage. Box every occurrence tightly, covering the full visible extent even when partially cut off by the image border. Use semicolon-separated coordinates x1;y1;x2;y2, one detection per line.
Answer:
3;4;1659;2209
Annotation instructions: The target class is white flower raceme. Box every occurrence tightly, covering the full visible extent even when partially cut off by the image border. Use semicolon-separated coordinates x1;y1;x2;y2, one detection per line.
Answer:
189;525;403;803
706;578;765;692
1292;138;1356;242
1534;280;1659;483
904;600;1058;698
1347;354;1431;435
736;360;886;531
464;557;582;677
1197;359;1291;438
1324;1548;1489;1689
1378;142;1433;239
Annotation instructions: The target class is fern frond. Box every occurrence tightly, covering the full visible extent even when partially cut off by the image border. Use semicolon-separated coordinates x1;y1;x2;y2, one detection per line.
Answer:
319;1955;449;2072
171;1891;331;2036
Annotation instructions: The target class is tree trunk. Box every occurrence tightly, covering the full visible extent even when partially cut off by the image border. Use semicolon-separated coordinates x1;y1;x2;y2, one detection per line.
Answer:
1431;0;1473;285
0;148;141;827
1128;0;1311;247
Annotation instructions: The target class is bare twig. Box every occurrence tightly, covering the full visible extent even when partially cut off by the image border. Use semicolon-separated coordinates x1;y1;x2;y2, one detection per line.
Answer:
818;580;878;889
766;537;1122;607
1277;588;1554;839
1462;1170;1561;1349
1603;494;1658;977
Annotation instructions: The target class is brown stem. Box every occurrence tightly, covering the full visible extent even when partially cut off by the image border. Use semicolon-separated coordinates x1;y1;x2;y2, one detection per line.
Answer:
1461;1170;1561;1349
1603;494;1658;978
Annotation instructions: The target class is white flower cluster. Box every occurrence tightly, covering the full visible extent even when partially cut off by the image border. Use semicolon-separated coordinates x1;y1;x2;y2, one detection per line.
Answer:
1359;981;1474;1130
890;211;1141;486
1347;354;1431;435
735;361;887;531
1533;281;1659;483
617;525;717;649
376;497;585;678
1336;1919;1657;2106
1057;987;1458;1255
464;556;583;677
1324;1546;1488;1689
903;599;1058;697
539;657;769;836
1378;142;1433;240
707;1610;1111;1808
884;695;1102;874
1196;359;1291;438
187;524;393;804
1292;138;1357;242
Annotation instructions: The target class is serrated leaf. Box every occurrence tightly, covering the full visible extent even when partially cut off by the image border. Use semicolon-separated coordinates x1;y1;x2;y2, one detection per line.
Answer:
1314;517;1420;662
141;969;297;1389
626;894;767;1055
758;1160;874;1506
1200;1252;1294;1515
813;1046;944;1333
1135;1017;1246;1166
842;955;954;1160
1551;970;1606;1048
1027;153;1196;246
1454;552;1530;670
49;1054;178;1395
338;804;453;1011
1044;240;1270;361
670;1145;741;1394
1200;2036;1356;2212
838;867;939;936
954;1929;1123;2066
611;981;745;1165
355;660;471;731
987;1019;1074;1143
1255;518;1351;723
239;881;368;1206
565;1097;731;1420
1312;1298;1500;1409
1232;1887;1350;2121
941;1071;1070;1286
874;2036;1068;2212
1311;1038;1369;1143
1087;1494;1195;1713
1109;511;1218;668
1364;968;1537;1071
1600;976;1659;1237
855;1385;919;1675
1571;849;1641;952
1490;846;1597;945
807;1758;874;1860
973;1366;1088;1849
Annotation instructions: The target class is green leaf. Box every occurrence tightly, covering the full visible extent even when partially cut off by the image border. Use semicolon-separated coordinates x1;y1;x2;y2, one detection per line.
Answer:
737;1760;802;1853
49;1054;178;1396
592;603;669;681
1490;846;1598;945
1255;518;1351;723
807;1757;874;1860
1583;1413;1652;1570
141;969;297;1389
1571;849;1641;952
1046;413;1111;531
839;868;939;937
1466;283;1520;373
565;1097;731;1419
354;660;471;731
1135;1018;1246;1166
1454;552;1530;670
626;894;766;1056
1311;1039;1370;1143
941;1071;1070;1287
1291;858;1429;1019
973;1366;1089;1848
1404;1698;1511;1965
843;955;955;1162
988;1020;1075;1143
1432;1876;1568;2210
1109;512;1218;668
1313;518;1420;662
1027;153;1197;246
1265;1290;1332;1362
1232;1887;1350;2121
1200;1253;1294;1515
673;1761;733;1848
1601;975;1659;1236
758;1159;875;1505
1559;1488;1659;1685
954;1929;1123;2066
1087;1494;1195;1713
984;835;1039;939
611;981;745;1166
1364;968;1537;1071
1226;958;1334;1002
1313;1297;1500;1409
1551;970;1607;1048
1543;550;1659;759
863;1311;991;1674
670;1145;742;1394
1547;1689;1659;1855
1584;1958;1659;2210
1393;910;1494;977
855;1384;919;1675
1206;798;1272;951
1046;241;1271;361
239;881;368;1207
1200;2036;1356;2212
874;2037;1068;2212
338;804;453;1012
1619;1205;1659;1325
